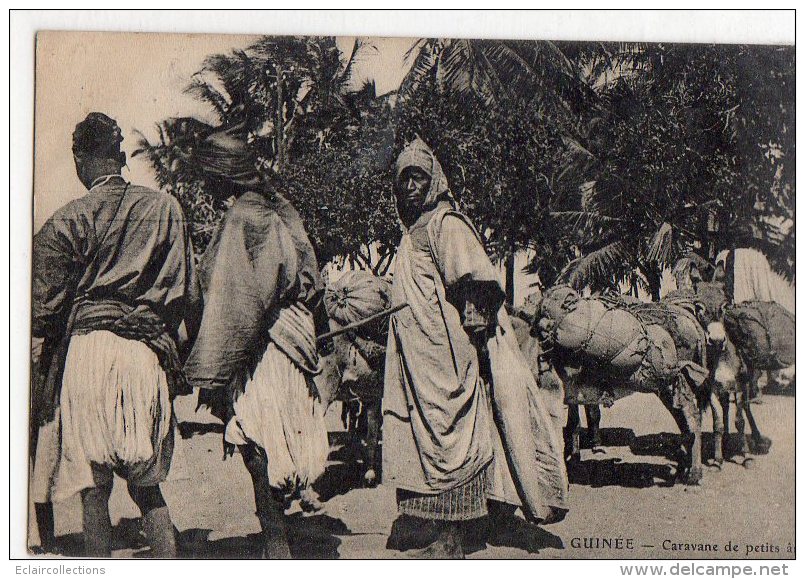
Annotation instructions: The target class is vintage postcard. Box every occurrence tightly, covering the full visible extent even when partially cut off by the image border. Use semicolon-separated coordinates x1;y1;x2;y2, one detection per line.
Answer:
27;25;794;561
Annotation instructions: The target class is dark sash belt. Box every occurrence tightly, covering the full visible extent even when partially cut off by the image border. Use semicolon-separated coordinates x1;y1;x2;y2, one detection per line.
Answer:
71;300;187;397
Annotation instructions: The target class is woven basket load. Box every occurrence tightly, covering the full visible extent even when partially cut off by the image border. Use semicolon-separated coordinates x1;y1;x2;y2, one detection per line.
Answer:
723;301;795;370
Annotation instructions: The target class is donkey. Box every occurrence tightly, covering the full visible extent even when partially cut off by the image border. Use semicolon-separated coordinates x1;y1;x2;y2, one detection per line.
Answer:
314;322;384;487
510;309;708;485
694;281;772;463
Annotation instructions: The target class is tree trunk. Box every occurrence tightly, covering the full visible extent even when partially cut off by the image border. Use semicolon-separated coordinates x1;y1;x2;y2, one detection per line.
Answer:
275;72;285;172
647;270;662;302
505;246;516;306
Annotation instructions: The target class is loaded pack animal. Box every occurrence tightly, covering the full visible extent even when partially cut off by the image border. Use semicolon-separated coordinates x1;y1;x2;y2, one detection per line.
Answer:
524;285;711;485
692;279;794;462
313;271;393;487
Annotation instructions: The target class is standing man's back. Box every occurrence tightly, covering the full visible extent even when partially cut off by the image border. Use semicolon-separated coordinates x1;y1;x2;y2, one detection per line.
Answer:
31;112;199;557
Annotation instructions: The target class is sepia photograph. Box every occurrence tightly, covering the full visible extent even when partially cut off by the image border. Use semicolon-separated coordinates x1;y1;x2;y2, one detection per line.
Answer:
19;11;795;562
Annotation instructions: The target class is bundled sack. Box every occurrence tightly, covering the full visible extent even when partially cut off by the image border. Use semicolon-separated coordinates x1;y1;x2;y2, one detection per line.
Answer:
324;271;392;394
629;300;706;365
631;323;679;389
537;285;648;373
723;301;795;370
324;271;391;338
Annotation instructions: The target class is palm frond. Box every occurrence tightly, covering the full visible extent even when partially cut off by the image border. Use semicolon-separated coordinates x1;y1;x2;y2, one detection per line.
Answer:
185;76;232;121
557;241;629;291
644;221;674;268
398;38;439;99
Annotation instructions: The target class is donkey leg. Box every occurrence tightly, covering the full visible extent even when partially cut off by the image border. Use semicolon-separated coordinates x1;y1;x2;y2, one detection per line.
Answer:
363;400;380;487
719;391;731;461
565;405;581;464
744;372;772;455
678;386;703;485
709;391;724;468
657;390;693;483
585;404;602;450
733;390;749;462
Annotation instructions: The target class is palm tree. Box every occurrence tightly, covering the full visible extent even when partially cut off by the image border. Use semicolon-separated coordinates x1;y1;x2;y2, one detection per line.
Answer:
134;35;399;263
547;43;742;300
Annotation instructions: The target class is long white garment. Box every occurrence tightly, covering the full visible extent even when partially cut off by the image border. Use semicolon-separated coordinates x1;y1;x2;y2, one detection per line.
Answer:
716;248;794;312
55;330;173;501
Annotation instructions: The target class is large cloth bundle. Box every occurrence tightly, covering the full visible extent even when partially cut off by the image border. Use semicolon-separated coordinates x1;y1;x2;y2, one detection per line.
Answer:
537;286;700;393
723;301;795;370
323;271;392;401
537;285;648;374
629;299;706;365
632;324;679;387
324;270;392;327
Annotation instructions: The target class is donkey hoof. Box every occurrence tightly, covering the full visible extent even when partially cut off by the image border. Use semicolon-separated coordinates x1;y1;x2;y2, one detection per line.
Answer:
363;469;377;487
706;460;723;471
682;467;703;485
299;489;324;513
748;437;772;455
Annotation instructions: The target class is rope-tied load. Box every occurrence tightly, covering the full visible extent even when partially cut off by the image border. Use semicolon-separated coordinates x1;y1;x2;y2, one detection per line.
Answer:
723;301;795;370
535;285;688;390
536;285;650;372
324;270;393;362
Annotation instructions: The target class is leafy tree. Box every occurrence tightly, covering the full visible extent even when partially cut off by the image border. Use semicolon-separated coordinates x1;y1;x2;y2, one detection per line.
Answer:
550;43;795;298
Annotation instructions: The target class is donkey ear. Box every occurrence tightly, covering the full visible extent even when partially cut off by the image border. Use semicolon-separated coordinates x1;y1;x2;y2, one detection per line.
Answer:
712;262;726;283
694;301;709;325
690;262;702;282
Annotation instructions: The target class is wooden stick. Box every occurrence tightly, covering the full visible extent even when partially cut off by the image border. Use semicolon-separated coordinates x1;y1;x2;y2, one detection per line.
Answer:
317;303;409;343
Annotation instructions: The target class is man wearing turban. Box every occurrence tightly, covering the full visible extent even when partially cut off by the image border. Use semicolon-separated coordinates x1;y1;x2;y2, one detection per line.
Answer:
184;125;329;559
383;137;569;558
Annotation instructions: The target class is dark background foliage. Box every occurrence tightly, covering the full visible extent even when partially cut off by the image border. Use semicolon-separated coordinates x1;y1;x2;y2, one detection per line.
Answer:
134;37;794;302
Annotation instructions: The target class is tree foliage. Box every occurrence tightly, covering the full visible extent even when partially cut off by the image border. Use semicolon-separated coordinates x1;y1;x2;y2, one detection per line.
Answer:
135;36;794;298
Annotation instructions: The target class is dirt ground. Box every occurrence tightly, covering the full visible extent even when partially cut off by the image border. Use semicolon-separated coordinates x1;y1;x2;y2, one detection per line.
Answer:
36;388;794;559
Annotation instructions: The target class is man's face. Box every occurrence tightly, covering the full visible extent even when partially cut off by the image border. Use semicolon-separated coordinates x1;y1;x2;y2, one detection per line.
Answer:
396;167;431;215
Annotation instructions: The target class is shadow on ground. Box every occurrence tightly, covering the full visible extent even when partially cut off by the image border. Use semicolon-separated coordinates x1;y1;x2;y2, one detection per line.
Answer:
177;421;225;439
55;517;147;556
386;513;564;556
176;512;347;559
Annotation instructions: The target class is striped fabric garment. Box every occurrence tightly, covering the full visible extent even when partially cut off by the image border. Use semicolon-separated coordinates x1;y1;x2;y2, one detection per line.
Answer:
55;330;173;501
397;467;489;521
225;343;329;493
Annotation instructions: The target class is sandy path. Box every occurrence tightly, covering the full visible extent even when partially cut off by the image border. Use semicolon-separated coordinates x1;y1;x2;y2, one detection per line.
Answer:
40;390;794;559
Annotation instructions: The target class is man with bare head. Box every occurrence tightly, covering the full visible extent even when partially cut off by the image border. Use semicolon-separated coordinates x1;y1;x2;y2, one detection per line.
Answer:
31;112;199;557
